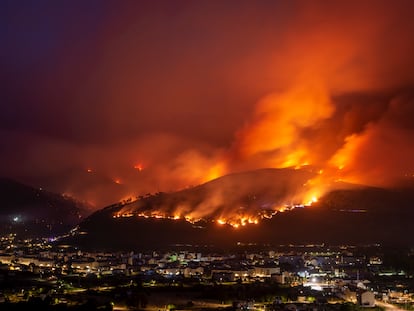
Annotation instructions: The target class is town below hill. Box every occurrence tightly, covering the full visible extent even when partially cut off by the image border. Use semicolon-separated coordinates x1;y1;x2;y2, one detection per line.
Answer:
1;234;413;310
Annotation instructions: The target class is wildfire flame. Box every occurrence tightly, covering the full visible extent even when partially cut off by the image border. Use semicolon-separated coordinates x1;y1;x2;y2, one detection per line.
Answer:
112;177;320;229
134;163;143;171
13;2;414;213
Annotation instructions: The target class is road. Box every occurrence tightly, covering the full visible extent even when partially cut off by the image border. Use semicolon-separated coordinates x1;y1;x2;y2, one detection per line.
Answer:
375;300;409;311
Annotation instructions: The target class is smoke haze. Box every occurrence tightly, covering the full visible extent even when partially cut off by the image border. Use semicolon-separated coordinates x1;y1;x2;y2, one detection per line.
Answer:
2;1;414;208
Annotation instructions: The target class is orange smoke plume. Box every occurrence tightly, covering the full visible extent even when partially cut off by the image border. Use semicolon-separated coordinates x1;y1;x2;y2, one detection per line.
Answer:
234;83;333;168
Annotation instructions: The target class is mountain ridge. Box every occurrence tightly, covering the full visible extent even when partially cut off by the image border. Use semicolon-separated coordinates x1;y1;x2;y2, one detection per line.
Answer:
60;168;414;250
0;177;91;237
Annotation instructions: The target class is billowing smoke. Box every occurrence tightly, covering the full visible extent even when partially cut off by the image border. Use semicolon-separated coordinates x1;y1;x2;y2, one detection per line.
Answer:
330;92;414;186
116;167;319;227
231;83;334;168
2;1;414;211
224;0;414;195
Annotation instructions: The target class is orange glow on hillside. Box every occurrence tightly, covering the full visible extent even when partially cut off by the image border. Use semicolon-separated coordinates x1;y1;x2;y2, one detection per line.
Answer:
112;176;323;229
203;162;226;183
10;2;414;211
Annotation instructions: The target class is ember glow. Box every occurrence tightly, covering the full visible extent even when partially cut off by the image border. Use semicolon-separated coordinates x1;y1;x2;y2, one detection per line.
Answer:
2;1;414;212
112;197;317;229
109;167;324;228
133;164;143;171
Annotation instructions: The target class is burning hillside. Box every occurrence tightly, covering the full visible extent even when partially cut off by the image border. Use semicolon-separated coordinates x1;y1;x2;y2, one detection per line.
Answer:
5;2;414;209
102;168;348;228
63;168;414;250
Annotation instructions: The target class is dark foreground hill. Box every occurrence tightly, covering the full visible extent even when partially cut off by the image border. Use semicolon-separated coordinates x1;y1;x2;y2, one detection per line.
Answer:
59;169;414;250
0;178;90;238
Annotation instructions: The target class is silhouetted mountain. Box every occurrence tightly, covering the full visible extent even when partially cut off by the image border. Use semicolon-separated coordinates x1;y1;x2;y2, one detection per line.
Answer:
0;178;91;237
59;169;414;250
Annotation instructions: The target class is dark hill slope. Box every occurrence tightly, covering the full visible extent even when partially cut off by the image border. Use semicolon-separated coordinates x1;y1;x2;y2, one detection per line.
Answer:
0;178;90;237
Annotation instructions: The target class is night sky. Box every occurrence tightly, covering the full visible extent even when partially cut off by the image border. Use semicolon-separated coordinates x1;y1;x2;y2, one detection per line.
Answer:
2;1;414;208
